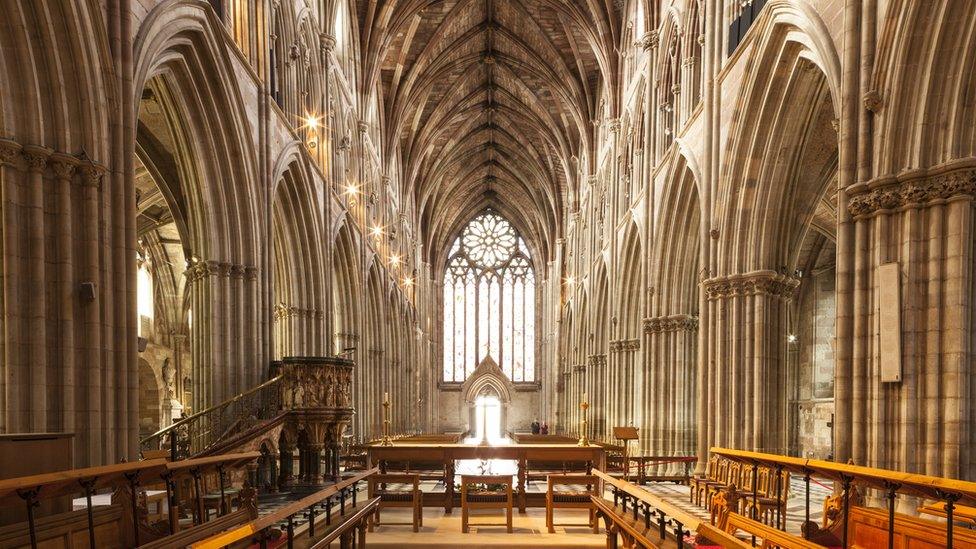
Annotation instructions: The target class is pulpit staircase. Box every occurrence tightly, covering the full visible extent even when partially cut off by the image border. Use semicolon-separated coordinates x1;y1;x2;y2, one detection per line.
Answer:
140;374;285;461
138;356;358;534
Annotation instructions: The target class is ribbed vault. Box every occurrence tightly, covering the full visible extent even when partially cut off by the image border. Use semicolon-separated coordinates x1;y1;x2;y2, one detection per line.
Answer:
359;0;624;264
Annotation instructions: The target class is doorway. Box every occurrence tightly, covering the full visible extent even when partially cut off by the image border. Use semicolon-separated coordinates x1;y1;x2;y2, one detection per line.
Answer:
474;395;502;443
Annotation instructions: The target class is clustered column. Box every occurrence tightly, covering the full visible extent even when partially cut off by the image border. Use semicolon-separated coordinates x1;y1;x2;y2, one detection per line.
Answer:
700;271;798;455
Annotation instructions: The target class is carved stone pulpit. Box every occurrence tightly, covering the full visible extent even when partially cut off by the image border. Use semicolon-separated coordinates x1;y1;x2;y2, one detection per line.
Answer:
279;356;355;483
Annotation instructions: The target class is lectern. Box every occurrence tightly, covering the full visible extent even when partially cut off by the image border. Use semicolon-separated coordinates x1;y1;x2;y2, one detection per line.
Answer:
612;427;639;481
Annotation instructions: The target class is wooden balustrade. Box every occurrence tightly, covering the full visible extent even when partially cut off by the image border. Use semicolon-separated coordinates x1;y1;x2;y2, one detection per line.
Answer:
0;452;259;549
190;467;379;549
710;447;976;549
591;468;701;548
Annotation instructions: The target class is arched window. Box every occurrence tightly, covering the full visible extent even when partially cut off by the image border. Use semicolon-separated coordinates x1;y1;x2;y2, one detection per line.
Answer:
443;212;535;383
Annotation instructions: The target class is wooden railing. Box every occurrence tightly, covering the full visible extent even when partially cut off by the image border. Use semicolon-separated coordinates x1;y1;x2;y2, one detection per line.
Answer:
0;452;259;549
710;447;976;549
140;375;283;459
190;467;379;548
592;468;701;548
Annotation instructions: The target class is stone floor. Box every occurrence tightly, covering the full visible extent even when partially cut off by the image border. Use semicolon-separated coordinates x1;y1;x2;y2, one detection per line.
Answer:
366;507;605;548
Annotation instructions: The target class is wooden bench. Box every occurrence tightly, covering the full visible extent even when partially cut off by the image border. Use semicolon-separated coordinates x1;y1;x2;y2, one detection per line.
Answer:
918;502;976;527
717;508;827;549
545;474;599;534
368;473;422;532
844;505;976;548
138;486;256;548
460;475;513;533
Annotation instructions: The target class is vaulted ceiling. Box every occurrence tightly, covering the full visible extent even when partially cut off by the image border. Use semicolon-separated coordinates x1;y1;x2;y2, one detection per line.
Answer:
357;0;625;265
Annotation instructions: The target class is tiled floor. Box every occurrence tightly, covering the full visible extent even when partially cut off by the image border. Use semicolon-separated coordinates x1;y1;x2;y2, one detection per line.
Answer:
640;476;834;535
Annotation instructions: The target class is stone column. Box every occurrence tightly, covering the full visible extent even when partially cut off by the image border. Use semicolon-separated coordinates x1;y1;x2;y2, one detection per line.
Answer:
50;154;78;438
22;146;51;431
0;139;23;433
839;165;975;479
701;272;798;454
80;160;106;464
642;316;697;470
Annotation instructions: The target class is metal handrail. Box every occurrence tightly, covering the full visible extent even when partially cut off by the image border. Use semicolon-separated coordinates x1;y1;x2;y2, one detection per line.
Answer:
139;375;283;458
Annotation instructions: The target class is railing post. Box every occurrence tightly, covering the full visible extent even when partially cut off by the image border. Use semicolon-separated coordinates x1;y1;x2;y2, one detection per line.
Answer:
884;481;899;549
308;505;316;537
18;488;39;549
841;474;853;549
287;515;294;549
80;478;97;549
674;520;685;549
803;471;811;538
170;429;179;461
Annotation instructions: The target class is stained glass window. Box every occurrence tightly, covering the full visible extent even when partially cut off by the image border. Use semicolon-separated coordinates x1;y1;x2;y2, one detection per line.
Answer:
443;212;536;382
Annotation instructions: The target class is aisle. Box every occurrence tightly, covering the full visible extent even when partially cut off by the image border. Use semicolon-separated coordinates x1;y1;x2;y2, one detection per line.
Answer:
366;507;604;548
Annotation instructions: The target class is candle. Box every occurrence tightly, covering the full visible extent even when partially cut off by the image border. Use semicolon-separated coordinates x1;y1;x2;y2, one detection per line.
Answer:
582;392;587;403
384;392;389;403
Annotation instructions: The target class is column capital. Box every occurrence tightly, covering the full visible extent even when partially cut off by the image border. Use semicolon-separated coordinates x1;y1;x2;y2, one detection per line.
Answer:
79;160;107;188
21;145;52;173
49;153;79;180
640;30;659;50
0;138;22;166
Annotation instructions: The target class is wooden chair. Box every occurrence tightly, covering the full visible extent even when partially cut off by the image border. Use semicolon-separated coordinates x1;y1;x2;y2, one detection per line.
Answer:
367;473;423;532
460;474;513;533
545;474;599;534
690;455;719;504
704;459;735;510
741;467;789;526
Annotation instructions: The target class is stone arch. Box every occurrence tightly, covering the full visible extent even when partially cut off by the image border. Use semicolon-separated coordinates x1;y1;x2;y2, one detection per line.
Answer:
272;157;326;359
872;2;976;172
133;2;264;411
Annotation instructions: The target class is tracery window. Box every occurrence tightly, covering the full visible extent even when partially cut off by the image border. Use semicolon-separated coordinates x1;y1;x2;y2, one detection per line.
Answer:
443;212;535;383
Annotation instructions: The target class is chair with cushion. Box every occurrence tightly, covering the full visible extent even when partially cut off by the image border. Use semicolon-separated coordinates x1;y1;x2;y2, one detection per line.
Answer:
545;474;599;534
368;473;423;532
460;474;513;533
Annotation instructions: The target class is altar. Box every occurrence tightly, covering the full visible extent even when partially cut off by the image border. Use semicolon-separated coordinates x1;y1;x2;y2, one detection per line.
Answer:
365;442;606;513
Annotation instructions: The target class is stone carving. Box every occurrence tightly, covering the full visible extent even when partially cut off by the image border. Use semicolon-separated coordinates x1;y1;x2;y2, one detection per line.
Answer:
702;271;800;300
848;166;976;216
643;314;699;334
609;339;640;352
161;358;176;399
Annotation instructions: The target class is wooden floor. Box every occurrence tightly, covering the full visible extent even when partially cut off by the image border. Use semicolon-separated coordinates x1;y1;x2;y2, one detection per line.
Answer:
365;507;605;548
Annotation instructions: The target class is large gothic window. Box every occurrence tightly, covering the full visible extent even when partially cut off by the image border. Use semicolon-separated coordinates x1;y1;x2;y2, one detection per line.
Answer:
443;212;535;383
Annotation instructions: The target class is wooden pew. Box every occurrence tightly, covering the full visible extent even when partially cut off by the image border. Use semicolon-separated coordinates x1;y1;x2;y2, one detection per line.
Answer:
843;506;976;549
717;509;826;549
137;485;257;548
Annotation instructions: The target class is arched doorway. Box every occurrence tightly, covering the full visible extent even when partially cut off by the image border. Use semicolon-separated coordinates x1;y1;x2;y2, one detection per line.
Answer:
473;392;503;444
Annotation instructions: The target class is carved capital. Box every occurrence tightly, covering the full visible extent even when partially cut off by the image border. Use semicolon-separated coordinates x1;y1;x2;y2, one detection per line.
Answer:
49;153;78;180
79;161;107;188
702;271;800;301
640;30;659;50
606;118;621;133
0;138;22;166
22;145;52;173
847;164;976;217
643;314;699;334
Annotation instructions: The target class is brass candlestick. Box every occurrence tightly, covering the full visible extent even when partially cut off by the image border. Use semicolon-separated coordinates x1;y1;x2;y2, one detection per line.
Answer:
577;399;590;446
381;394;393;446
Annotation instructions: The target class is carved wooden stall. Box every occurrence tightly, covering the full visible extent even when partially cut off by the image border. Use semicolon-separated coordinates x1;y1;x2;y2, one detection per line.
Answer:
0;452;259;549
710;447;976;549
365;443;606;513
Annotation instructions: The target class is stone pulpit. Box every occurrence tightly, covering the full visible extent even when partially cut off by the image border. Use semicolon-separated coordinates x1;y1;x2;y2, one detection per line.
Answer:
279;356;355;483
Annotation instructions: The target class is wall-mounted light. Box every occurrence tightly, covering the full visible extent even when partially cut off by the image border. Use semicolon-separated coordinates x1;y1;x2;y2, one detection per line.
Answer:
403;277;414;286
305;115;320;130
390;254;401;267
787;333;798;344
370;225;383;238
564;276;576;285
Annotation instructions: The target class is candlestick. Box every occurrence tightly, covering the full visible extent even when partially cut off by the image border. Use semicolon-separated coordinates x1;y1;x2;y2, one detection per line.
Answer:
381;396;393;446
577;398;590;447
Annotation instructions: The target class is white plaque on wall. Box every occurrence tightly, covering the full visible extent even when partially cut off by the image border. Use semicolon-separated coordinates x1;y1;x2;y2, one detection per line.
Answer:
879;262;902;383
